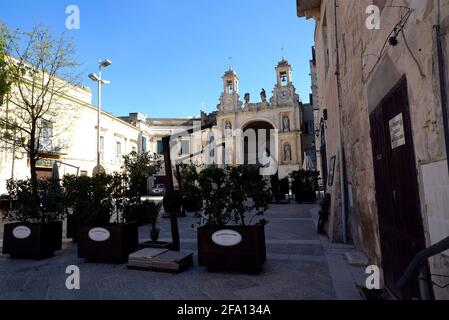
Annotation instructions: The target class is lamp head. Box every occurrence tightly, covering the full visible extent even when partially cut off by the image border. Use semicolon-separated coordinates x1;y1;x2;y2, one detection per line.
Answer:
89;73;100;82
99;59;112;68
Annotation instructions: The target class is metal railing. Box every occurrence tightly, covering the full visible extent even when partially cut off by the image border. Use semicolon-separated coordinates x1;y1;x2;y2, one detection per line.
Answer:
397;236;449;299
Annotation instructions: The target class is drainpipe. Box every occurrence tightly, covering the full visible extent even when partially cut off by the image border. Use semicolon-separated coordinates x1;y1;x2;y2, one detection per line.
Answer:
436;25;449;177
334;0;347;243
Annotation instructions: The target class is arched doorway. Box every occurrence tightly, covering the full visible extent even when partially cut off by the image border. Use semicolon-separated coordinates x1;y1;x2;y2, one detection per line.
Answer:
243;121;275;165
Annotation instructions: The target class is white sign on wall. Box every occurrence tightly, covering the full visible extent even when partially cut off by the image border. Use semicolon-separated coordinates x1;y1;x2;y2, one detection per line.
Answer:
212;230;243;247
389;113;406;149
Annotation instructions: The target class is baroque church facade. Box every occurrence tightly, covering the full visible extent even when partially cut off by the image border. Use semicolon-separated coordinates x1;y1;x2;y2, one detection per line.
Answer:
214;59;304;178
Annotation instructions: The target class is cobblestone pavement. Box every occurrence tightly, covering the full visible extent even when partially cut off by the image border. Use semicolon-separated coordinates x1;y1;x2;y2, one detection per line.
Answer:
0;203;364;300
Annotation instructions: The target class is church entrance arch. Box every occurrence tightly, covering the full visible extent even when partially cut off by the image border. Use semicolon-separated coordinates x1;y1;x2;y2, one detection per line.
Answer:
242;121;275;166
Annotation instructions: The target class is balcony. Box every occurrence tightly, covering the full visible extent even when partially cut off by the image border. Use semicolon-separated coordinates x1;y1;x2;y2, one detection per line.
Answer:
296;0;321;19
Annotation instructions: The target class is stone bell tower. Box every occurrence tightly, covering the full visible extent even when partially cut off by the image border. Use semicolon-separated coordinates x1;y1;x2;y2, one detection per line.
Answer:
271;59;300;107
218;67;242;114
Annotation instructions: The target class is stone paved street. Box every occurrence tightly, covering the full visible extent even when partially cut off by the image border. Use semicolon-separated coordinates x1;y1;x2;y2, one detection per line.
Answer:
0;203;365;300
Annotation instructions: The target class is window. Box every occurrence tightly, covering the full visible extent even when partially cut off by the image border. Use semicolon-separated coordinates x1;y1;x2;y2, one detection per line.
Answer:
141;136;147;153
100;136;105;161
306;148;317;163
157;140;164;155
307;121;315;135
180;140;190;156
39;119;53;152
280;72;288;86
227;81;234;94
116;141;122;163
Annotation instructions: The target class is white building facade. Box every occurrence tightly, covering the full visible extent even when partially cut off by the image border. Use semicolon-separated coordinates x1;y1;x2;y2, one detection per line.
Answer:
0;84;141;194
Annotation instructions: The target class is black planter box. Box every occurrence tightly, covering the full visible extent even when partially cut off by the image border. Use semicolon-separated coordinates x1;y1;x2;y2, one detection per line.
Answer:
67;214;81;241
2;221;62;259
294;190;317;204
198;224;266;272
78;222;139;263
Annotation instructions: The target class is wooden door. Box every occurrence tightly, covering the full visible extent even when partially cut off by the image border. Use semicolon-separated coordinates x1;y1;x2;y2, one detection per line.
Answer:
369;77;427;299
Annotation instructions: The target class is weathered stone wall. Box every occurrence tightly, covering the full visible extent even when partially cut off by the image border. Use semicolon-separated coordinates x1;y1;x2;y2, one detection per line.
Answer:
311;0;449;299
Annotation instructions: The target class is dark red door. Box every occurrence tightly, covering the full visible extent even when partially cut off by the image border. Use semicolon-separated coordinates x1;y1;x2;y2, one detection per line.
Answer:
369;77;427;299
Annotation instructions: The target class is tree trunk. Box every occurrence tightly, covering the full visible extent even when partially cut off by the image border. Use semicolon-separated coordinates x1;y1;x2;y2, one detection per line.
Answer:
29;123;40;214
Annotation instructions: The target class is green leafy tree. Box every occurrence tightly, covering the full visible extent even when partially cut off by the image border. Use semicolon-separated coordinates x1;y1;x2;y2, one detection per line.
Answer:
3;178;65;223
227;165;271;226
197;165;230;227
121;151;162;202
197;165;271;228
62;174;114;226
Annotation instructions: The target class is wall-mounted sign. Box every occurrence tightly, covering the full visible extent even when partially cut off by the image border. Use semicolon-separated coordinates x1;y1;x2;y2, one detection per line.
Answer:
88;228;111;242
13;226;32;239
212;230;243;247
389;113;406;149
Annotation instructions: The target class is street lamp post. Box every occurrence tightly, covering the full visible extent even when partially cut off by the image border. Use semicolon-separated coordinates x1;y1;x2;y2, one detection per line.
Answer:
89;59;112;175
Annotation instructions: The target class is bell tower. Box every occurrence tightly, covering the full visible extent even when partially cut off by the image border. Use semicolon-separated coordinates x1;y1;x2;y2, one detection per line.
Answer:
271;59;299;107
218;67;242;113
276;59;293;87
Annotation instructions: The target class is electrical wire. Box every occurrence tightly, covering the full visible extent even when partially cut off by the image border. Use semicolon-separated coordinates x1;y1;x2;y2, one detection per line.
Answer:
363;6;416;83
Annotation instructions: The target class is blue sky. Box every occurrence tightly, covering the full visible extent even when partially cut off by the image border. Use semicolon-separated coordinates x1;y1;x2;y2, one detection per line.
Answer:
0;0;315;118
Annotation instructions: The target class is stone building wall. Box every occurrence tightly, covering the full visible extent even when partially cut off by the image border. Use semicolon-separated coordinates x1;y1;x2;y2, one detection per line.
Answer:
302;0;449;299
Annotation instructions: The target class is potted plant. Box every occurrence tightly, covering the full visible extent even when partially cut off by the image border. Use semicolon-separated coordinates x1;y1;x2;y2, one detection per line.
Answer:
175;163;203;212
290;170;320;204
73;174;139;263
270;174;290;203
122;151;161;225
2;178;64;259
138;200;173;249
63;174;89;242
196;165;271;273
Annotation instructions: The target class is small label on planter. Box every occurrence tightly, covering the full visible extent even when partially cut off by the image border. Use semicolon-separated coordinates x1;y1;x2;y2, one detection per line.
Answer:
12;226;32;239
212;230;243;247
88;228;111;242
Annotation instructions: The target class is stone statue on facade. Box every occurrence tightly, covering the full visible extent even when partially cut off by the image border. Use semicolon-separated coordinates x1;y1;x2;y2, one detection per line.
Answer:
225;121;232;137
244;93;250;111
260;89;267;103
284;143;292;162
283;115;290;132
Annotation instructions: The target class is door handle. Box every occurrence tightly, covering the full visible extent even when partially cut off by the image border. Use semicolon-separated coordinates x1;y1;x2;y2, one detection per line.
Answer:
393;190;396;202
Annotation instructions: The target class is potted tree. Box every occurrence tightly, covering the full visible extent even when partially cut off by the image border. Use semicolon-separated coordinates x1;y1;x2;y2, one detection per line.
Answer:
290;170;320;204
138;200;173;250
175;163;203;212
122;151;161;226
63;174;89;242
270;174;290;203
74;174;139;263
197;165;271;273
2;178;64;259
